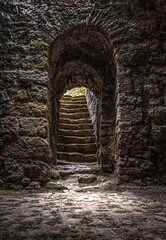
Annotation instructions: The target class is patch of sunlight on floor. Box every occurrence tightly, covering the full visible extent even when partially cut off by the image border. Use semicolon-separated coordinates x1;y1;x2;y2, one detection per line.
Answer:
64;86;85;97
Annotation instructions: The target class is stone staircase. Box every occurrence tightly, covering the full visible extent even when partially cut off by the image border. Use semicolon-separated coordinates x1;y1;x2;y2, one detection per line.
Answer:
57;95;97;166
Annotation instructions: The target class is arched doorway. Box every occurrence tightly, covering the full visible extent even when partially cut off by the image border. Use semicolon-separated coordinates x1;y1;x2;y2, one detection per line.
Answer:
48;25;115;172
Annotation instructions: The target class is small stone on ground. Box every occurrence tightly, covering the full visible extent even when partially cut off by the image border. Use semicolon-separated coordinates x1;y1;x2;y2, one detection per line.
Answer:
45;181;68;190
78;174;97;183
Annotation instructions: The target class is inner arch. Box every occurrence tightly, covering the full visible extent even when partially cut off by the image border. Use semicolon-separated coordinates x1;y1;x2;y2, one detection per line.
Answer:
54;61;103;99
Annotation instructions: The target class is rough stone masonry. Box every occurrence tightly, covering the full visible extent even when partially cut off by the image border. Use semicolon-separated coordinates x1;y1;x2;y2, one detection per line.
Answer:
0;0;166;189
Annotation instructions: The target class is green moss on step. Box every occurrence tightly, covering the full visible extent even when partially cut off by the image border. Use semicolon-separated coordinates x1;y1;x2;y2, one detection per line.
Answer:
45;182;68;190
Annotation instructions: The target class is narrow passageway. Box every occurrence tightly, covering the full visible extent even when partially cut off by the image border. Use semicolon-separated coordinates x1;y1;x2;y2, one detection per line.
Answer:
57;94;97;165
56;88;102;189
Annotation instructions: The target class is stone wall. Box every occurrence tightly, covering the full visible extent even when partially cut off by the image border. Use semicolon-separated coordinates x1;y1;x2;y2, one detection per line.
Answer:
0;0;165;187
85;89;101;163
113;0;166;184
86;89;100;141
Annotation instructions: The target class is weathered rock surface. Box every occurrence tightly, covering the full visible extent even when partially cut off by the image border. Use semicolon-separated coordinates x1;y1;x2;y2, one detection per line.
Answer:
0;159;51;189
78;174;97;183
23;161;51;183
26;181;41;190
0;0;165;185
45;181;68;190
21;177;31;187
50;169;61;180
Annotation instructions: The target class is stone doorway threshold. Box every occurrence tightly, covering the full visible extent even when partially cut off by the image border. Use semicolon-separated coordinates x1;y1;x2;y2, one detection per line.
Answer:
56;163;113;193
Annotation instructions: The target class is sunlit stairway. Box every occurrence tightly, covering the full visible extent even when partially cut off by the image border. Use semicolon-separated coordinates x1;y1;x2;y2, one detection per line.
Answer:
57;95;97;167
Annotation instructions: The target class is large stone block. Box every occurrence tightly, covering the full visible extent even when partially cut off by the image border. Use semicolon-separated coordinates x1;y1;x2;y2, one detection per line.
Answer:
18;117;48;138
15;90;29;101
0;158;24;185
23;160;51;183
0;157;51;188
118;93;142;105
0;117;20;135
116;106;143;123
27;85;48;103
144;84;161;97
2;137;51;162
0;90;10;104
148;107;166;125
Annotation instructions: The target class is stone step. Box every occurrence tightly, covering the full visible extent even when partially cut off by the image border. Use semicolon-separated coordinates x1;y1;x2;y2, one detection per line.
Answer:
57;160;97;165
60;103;88;109
60;117;91;124
58;135;95;144
60;108;88;114
60;99;87;104
62;95;86;101
57;143;96;154
58;164;100;177
59;123;93;130
60;112;89;119
58;128;94;137
61;95;72;99
58;94;97;166
57;152;96;162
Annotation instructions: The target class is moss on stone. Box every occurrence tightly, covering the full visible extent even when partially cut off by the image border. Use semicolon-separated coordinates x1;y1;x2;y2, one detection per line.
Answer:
45;182;67;190
20;72;34;80
28;102;39;108
31;57;47;69
32;40;49;49
24;69;36;74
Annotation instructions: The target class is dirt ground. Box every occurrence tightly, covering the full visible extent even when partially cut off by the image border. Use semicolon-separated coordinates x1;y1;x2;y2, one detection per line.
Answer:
0;172;166;240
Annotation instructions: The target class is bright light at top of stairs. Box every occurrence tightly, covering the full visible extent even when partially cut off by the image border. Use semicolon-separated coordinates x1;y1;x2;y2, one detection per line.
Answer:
64;87;86;97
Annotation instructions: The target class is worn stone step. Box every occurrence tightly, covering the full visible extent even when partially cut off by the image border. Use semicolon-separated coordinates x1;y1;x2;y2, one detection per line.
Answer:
60;108;88;114
59;123;93;130
61;95;86;101
58;164;100;177
60;112;89;119
58;128;94;137
58;135;95;144
61;95;72;99
61;97;86;101
58;94;96;166
60;117;91;124
60;103;88;109
57;152;96;162
57;160;97;165
60;99;87;104
60;96;86;104
57;143;96;154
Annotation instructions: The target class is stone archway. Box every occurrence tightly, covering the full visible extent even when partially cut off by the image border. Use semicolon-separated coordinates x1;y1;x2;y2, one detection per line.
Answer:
48;25;115;172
